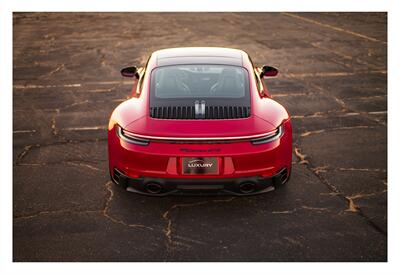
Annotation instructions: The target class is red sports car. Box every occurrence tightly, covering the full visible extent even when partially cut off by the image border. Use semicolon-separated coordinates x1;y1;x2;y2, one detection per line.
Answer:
108;47;292;196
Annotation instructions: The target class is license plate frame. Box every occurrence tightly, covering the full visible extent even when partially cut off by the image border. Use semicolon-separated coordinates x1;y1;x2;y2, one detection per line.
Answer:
181;157;219;175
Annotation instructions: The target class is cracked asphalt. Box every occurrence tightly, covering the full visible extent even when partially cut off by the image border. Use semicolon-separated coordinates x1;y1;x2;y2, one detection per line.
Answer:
13;12;387;262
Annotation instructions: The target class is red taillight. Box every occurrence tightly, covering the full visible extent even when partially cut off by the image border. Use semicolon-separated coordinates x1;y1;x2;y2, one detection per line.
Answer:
116;125;150;146
251;125;283;145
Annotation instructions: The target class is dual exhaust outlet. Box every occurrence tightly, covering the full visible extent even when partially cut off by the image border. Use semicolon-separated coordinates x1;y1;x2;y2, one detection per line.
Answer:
143;180;258;194
118;167;288;195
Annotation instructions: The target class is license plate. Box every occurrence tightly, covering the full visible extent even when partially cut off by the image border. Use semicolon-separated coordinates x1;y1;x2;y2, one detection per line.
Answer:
182;157;219;175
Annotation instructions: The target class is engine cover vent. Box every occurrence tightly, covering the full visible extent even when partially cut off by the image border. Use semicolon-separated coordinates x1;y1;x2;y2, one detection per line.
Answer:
150;106;250;120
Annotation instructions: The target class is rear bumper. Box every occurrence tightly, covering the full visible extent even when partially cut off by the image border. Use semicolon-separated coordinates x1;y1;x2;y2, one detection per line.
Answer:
108;120;292;179
111;167;290;196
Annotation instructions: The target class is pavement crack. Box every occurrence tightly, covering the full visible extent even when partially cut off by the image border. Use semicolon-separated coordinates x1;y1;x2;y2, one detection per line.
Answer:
65;161;103;172
338;167;386;172
300;126;374;137
60;126;107;131
291;112;327;119
284;70;386;79
63;100;89;110
51;109;60;136
102;181;153;231
14;129;37;134
302;205;329;211
311;166;329;175
162;201;209;247
345;197;358;213
294;143;387;236
13;138;108;150
311;166;386;174
14;209;101;221
174;235;208;246
296;78;386;127
294;147;309;165
16;163;44;166
272;205;329;214
300;129;325;137
15;159;106;169
345;190;387;212
292;110;385;120
283;236;303;246
161;197;235;260
295;145;345;194
15;144;40;165
14;181;154;232
44;63;65;77
281;12;386;44
272;92;323;98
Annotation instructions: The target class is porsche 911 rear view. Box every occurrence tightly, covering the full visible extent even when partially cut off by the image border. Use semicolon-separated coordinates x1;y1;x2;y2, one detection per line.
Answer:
108;47;292;196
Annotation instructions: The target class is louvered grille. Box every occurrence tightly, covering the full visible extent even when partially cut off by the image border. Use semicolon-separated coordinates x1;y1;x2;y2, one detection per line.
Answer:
150;106;250;119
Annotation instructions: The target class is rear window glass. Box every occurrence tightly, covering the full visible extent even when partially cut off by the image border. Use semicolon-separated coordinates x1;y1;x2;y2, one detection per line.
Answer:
151;65;249;99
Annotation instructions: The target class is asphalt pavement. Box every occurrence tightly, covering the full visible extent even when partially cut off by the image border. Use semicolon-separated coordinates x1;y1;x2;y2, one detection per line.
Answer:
13;12;387;261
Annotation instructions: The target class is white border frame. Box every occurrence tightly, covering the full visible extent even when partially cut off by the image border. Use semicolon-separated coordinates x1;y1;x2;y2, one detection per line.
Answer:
1;1;398;274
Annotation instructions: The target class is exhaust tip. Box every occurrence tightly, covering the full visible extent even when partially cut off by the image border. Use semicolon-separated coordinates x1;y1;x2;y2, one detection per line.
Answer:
272;168;289;188
145;182;163;194
239;181;256;194
278;168;289;185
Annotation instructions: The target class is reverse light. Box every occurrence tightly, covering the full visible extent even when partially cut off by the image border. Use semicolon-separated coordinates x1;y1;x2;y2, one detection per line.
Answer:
251;125;284;145
116;125;150;146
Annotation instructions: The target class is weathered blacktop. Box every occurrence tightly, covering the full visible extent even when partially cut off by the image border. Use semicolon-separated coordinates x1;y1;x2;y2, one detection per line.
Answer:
13;13;387;262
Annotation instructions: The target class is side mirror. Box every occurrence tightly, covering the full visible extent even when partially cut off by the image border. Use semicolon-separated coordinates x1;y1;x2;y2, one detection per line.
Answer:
121;66;139;78
260;65;278;78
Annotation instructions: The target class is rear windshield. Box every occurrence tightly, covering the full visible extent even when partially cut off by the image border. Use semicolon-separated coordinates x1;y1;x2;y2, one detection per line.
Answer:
150;64;249;99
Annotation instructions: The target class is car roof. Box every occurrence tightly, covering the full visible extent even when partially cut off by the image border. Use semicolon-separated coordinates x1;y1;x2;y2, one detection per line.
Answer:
153;47;246;67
